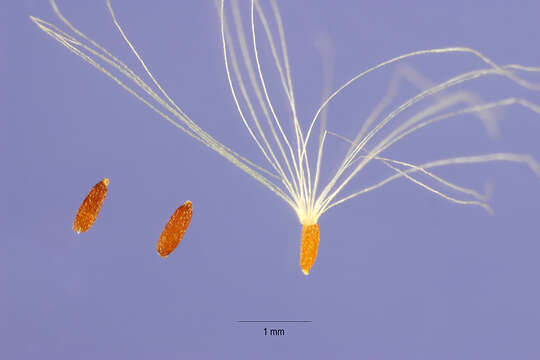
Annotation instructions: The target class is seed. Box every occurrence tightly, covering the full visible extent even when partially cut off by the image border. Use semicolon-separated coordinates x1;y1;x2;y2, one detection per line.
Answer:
73;178;109;234
157;201;193;258
300;224;320;275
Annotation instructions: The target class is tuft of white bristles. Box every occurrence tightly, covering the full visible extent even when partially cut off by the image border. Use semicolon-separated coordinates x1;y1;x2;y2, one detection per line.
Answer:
31;0;540;227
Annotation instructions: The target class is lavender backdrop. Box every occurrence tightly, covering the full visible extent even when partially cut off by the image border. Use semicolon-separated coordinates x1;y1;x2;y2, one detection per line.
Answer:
3;1;540;358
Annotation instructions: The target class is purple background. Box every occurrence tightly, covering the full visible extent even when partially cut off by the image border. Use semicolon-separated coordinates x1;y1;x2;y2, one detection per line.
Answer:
4;1;540;358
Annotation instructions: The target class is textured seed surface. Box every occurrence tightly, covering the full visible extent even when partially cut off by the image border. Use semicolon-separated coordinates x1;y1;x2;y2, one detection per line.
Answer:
73;178;109;234
300;223;320;275
157;201;193;258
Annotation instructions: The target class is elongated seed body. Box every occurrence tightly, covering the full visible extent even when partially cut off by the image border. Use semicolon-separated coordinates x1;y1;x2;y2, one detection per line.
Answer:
157;201;193;258
300;224;320;275
73;178;110;234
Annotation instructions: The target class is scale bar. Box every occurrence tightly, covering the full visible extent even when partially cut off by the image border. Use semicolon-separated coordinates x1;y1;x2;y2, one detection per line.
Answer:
236;320;312;323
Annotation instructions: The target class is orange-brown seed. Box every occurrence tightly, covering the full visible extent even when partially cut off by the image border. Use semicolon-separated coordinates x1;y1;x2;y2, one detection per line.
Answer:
73;178;110;234
300;223;320;275
157;201;193;258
